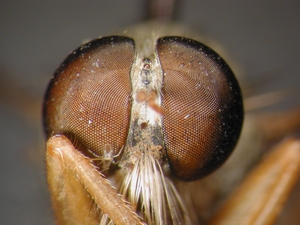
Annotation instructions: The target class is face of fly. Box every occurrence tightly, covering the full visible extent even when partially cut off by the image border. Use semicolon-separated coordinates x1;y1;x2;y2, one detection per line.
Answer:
43;22;243;224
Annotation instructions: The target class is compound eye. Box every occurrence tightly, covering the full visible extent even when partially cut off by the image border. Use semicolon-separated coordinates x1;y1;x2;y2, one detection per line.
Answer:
157;36;243;181
43;36;135;157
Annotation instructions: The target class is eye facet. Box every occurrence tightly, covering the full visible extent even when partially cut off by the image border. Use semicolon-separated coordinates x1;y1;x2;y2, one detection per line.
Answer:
43;36;135;158
157;36;243;180
43;35;243;181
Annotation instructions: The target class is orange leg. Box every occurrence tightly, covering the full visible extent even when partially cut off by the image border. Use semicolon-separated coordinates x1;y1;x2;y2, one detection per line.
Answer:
46;135;143;225
209;138;300;225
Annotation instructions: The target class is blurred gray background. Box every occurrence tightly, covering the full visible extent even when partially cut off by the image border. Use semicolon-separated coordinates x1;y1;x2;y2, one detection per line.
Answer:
0;1;299;224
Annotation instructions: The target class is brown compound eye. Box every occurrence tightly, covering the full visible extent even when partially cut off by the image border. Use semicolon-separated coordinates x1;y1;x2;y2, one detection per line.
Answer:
157;36;243;181
44;34;243;182
43;36;135;158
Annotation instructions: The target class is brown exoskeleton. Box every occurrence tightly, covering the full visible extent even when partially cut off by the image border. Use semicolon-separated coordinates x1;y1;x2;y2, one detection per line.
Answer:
42;1;300;225
1;0;296;224
43;18;243;223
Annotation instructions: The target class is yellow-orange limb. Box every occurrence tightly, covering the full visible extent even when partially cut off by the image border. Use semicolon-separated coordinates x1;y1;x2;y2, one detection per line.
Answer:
209;138;300;225
46;135;143;225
